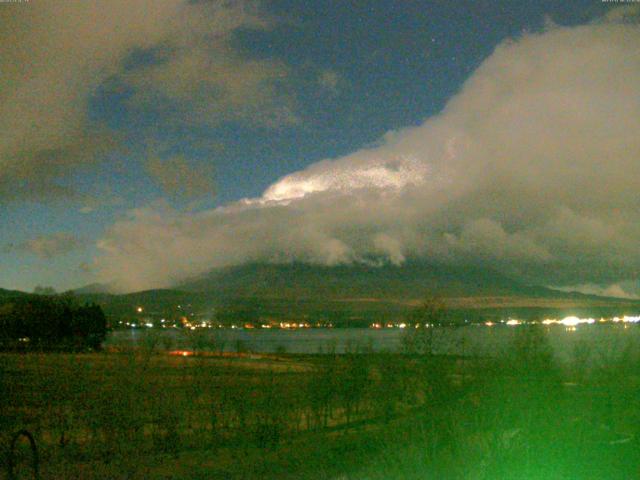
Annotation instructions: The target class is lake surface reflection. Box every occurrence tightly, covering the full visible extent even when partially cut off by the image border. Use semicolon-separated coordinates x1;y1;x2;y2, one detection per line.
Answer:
106;324;640;363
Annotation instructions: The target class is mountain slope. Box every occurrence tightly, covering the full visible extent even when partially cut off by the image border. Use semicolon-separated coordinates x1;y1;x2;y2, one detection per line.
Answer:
178;261;561;300
168;262;640;323
6;263;640;325
0;288;28;301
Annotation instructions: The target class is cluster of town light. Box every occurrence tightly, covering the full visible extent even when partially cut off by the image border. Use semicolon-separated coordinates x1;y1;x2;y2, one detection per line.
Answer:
369;316;640;329
125;304;640;330
125;306;332;330
494;315;640;328
370;322;435;329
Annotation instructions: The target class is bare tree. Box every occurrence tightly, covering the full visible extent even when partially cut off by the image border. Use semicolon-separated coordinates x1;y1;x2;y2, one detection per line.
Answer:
402;296;447;356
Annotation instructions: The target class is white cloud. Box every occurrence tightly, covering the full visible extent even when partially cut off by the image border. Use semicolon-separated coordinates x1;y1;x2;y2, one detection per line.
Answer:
602;4;640;23
261;152;429;202
318;69;342;94
146;154;215;200
96;17;640;292
11;232;83;259
0;0;184;201
554;282;639;300
0;1;292;203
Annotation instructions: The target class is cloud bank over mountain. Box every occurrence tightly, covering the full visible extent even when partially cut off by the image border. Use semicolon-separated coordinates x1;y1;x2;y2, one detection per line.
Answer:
96;17;640;294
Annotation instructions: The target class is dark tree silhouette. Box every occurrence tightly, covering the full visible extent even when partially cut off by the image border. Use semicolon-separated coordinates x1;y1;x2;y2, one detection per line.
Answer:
0;294;107;351
402;296;447;356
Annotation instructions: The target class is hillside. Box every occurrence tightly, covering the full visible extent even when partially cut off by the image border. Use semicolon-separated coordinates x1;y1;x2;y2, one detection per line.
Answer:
168;262;640;323
178;261;561;300
10;262;637;325
0;288;28;301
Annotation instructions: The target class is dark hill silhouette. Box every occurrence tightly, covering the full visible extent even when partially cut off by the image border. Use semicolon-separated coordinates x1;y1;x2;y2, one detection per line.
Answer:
0;288;28;300
37;263;640;325
177;261;562;300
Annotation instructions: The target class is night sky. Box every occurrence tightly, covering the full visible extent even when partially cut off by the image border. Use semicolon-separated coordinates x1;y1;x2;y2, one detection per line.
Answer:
1;1;639;296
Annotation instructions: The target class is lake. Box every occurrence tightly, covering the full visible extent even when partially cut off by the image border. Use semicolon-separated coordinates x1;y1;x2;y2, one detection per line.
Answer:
106;323;640;363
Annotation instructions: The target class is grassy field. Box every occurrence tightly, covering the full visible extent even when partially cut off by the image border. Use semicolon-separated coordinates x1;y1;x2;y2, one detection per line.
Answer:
2;327;640;479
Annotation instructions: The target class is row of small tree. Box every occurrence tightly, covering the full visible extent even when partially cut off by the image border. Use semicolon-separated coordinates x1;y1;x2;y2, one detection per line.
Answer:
0;294;107;351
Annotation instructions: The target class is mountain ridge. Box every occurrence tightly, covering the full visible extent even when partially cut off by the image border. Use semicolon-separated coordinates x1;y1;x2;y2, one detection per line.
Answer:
4;263;638;325
177;261;571;300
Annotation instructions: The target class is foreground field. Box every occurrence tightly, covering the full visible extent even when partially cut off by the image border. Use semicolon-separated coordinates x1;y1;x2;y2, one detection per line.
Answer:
2;327;640;479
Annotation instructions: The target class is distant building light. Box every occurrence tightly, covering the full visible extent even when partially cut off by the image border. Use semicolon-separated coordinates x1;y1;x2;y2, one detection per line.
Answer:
169;350;193;357
560;316;580;327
